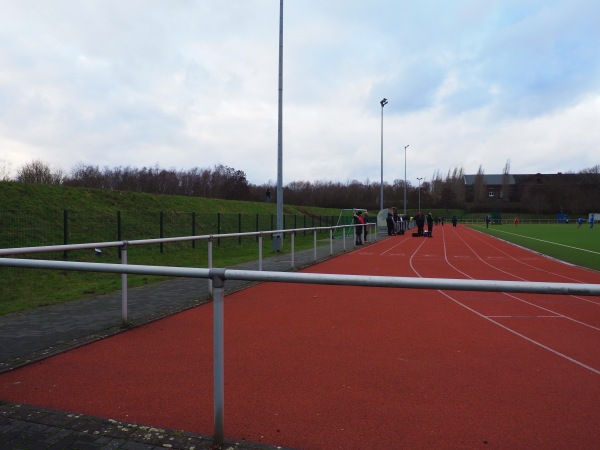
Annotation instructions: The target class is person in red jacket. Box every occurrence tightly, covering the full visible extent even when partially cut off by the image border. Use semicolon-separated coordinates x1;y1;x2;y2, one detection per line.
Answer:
353;210;365;245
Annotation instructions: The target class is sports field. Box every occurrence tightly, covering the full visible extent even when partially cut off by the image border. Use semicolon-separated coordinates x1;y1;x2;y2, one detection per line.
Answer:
470;223;600;271
1;224;599;449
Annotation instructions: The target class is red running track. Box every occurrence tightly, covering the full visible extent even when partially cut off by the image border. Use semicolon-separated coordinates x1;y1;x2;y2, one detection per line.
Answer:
1;225;600;449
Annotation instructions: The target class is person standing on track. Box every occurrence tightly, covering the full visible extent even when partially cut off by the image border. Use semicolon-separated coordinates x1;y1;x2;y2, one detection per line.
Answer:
416;212;425;236
353;210;365;245
363;211;369;242
386;212;395;236
427;213;434;237
451;215;457;227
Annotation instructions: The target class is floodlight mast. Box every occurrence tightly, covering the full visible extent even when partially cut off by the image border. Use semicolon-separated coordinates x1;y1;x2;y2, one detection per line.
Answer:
417;177;423;212
380;98;388;211
275;0;284;251
404;144;409;215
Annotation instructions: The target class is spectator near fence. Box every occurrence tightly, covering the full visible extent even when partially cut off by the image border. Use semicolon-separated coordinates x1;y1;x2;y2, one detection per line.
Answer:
353;210;365;245
363;211;370;242
386;212;395;236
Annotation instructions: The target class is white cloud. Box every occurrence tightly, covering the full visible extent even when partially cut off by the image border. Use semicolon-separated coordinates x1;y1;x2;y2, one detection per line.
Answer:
0;0;598;186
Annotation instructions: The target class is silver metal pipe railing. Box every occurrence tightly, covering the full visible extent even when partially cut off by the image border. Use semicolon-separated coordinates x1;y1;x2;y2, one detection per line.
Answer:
1;257;599;445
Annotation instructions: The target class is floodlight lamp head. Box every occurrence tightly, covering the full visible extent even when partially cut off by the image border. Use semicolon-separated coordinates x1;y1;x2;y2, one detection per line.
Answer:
380;98;388;107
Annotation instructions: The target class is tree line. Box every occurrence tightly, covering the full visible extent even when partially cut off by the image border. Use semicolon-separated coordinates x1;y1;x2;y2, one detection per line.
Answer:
3;159;599;214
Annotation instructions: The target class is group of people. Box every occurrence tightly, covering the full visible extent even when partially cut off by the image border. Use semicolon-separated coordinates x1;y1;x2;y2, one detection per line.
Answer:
353;210;370;245
577;215;595;229
385;211;410;236
414;212;435;237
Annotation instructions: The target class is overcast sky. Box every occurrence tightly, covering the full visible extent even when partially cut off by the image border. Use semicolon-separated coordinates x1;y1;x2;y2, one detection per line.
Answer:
1;0;599;187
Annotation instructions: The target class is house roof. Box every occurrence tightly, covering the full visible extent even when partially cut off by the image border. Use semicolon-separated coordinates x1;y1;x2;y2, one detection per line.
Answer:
464;174;516;185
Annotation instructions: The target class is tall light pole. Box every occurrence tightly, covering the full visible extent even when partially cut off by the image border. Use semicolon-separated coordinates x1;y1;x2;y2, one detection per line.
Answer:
404;144;409;215
379;98;388;211
274;0;284;251
417;177;423;212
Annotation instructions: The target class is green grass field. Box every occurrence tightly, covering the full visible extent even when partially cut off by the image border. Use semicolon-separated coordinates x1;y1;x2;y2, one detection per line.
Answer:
469;223;600;271
0;182;342;315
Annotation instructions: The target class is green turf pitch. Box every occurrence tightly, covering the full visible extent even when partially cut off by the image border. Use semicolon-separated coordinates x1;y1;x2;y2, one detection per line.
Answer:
469;223;600;272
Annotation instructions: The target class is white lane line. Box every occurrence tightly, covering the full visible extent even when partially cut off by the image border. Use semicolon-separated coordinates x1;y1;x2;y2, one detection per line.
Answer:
474;225;600;255
464;226;600;306
450;227;600;330
408;226;600;376
437;289;600;376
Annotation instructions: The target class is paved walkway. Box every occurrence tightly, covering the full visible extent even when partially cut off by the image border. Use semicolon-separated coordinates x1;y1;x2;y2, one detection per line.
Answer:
1;234;383;449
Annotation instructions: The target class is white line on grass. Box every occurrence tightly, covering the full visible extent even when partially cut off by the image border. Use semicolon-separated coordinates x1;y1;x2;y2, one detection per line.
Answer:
474;225;600;255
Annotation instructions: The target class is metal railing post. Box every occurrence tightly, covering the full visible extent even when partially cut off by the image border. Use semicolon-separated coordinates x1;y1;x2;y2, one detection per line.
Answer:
208;237;213;295
121;242;128;322
258;234;263;271
210;269;226;446
343;225;347;251
313;229;317;261
291;231;295;269
330;228;334;256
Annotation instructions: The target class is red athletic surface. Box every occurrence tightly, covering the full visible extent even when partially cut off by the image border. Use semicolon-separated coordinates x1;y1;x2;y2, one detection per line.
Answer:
2;225;600;449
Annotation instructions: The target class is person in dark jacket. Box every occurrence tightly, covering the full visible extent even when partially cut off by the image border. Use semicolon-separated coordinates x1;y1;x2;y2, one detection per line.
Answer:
353;210;365;245
386;212;395;236
416;212;425;236
426;213;434;237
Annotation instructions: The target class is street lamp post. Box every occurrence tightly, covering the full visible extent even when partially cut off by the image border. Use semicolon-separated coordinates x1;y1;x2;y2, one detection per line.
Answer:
404;144;409;215
380;98;388;211
417;177;423;212
274;0;284;252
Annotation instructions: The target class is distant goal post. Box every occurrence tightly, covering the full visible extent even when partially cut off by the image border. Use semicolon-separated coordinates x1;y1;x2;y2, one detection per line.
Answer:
334;208;372;238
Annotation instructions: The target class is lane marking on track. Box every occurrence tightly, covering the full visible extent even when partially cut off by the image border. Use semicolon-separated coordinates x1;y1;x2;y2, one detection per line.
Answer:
406;225;600;376
464;226;600;306
487;315;561;318
450;227;600;331
379;236;411;256
437;289;600;376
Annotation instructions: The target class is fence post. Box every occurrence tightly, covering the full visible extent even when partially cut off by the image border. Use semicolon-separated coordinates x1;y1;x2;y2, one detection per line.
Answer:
217;213;221;246
117;211;122;259
291;231;295;269
256;214;259;242
192;212;196;249
313;229;317;261
121;242;128;323
160;212;164;254
258;234;263;271
63;210;68;261
330;228;334;255
238;213;242;245
208;237;213;295
210;269;226;446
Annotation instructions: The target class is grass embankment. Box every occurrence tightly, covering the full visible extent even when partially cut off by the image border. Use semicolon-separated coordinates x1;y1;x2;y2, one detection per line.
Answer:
0;182;342;315
469;223;600;271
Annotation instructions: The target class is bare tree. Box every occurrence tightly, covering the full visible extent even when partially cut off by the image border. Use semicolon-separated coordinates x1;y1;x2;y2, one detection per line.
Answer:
502;159;511;201
0;159;12;181
473;165;485;202
16;159;63;184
